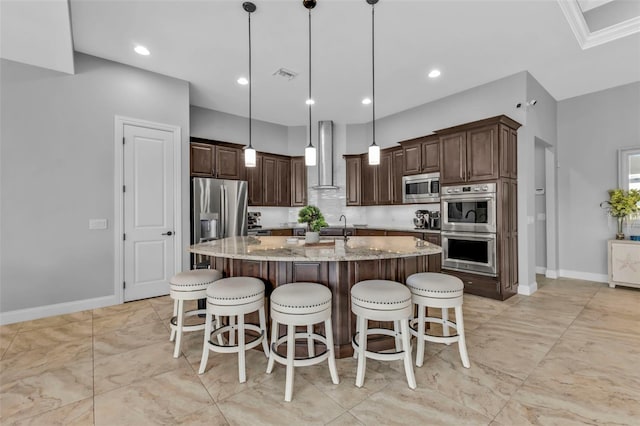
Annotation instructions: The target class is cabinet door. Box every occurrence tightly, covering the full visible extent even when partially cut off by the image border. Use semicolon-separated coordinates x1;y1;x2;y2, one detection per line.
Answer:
402;141;422;175
499;179;518;294
190;143;214;177
467;125;499;182
215;145;242;180
377;150;393;205
361;154;378;205
246;154;263;206
290;156;307;207
392;149;404;205
345;156;362;206
271;228;293;237
276;158;291;207
422;233;442;271
262;155;277;206
421;139;440;172
355;229;386;236
440;132;466;184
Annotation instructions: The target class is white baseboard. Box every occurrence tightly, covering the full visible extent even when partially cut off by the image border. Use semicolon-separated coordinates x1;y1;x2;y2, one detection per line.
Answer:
535;266;546;275
545;270;558;279
518;280;538;296
558;269;608;283
0;295;119;325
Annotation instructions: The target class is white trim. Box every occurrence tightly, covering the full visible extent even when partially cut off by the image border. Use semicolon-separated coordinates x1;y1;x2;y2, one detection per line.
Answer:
558;269;608;283
518;280;538;296
535;266;547;275
114;116;183;305
545;270;559;279
0;295;119;325
557;0;640;49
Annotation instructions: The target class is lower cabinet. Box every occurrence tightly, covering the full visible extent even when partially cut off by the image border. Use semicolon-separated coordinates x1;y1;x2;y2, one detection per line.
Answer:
608;240;640;289
271;229;294;237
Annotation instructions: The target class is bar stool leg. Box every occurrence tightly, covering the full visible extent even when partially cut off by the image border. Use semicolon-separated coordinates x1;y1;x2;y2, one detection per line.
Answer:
214;315;224;345
307;324;315;357
266;319;278;374
455;305;470;368
285;323;295;402
173;299;185;358
198;308;213;374
355;315;367;388
238;313;246;383
442;307;450;343
394;320;402;351
170;299;178;342
353;318;359;359
228;316;236;346
416;304;426;367
400;319;416;389
259;306;269;357
325;318;339;385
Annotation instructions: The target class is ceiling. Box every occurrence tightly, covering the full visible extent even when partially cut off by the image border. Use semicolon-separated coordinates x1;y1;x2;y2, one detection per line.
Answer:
3;0;640;126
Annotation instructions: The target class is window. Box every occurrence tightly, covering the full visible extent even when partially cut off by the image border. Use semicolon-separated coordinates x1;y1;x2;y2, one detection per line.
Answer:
619;147;640;191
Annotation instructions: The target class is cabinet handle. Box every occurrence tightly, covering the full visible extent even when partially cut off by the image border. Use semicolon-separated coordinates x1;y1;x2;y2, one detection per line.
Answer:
162;231;173;236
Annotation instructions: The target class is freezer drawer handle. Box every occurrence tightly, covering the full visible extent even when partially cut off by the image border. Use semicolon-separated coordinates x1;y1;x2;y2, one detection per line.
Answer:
162;231;173;236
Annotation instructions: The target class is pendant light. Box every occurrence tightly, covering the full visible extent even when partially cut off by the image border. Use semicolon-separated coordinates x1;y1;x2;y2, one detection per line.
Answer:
367;0;380;165
303;0;317;167
243;2;257;168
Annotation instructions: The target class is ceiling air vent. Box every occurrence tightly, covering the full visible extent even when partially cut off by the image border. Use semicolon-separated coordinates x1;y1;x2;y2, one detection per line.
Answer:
272;67;298;81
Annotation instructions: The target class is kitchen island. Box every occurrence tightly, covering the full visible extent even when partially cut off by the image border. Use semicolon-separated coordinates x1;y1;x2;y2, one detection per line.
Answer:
189;236;442;357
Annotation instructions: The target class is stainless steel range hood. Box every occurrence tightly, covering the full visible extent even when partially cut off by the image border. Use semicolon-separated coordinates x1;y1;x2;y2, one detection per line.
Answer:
313;120;339;189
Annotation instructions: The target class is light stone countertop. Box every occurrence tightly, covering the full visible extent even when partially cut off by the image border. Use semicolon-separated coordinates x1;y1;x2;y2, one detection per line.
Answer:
189;236;442;262
256;225;440;234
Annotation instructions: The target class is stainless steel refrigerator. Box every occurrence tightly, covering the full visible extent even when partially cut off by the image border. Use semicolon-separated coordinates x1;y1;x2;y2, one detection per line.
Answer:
191;178;248;266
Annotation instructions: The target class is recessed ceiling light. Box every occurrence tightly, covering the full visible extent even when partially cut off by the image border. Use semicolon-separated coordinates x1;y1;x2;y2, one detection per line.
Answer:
305;99;315;105
237;77;249;85
428;69;441;78
362;98;372;105
134;45;150;56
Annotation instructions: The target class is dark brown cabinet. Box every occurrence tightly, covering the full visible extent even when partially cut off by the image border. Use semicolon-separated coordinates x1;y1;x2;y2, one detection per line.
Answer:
392;149;404;205
262;154;291;207
438;116;519;185
499;179;518;296
377;150;393;205
399;135;439;176
290;156;307;207
345;155;362;206
246;154;263;206
190;139;243;180
276;157;291;207
361;154;378;206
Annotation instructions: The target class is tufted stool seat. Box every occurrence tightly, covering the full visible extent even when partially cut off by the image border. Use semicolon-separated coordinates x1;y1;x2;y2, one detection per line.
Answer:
266;283;339;402
198;277;269;383
169;269;222;358
351;280;416;389
406;272;470;368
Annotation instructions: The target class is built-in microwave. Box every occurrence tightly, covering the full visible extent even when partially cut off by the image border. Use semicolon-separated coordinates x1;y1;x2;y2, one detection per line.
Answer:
402;173;440;204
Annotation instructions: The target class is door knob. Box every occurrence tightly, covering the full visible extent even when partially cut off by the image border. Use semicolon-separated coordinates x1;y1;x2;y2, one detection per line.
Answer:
162;231;173;236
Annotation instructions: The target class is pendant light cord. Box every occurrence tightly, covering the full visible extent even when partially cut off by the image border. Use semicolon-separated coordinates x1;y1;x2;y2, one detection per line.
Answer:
248;10;253;149
308;8;312;148
371;3;376;146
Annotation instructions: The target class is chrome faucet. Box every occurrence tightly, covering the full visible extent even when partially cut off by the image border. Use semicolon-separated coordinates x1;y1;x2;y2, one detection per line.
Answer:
339;214;349;242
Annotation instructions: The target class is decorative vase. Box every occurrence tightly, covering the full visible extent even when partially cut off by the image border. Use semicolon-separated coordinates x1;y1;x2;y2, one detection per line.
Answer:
616;216;625;240
305;231;320;244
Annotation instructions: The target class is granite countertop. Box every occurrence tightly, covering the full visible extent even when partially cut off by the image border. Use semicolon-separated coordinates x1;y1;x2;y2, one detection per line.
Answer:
256;225;440;233
189;236;441;262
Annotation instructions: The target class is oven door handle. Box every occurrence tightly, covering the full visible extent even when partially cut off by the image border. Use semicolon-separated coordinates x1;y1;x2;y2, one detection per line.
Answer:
442;232;496;242
441;195;495;202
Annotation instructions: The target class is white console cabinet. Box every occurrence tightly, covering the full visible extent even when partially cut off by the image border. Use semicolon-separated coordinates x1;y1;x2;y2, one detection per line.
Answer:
608;240;640;289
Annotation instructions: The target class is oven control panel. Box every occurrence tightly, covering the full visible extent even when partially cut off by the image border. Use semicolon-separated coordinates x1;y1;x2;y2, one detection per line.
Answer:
442;183;496;195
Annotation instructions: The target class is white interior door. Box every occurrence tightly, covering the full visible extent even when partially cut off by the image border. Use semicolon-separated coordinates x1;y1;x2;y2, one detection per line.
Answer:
123;124;175;301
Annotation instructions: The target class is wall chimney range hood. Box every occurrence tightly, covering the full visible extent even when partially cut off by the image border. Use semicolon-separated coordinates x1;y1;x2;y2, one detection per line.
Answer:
312;120;339;189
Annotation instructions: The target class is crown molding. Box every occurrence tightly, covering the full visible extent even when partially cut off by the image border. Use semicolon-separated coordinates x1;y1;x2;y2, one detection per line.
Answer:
557;0;640;49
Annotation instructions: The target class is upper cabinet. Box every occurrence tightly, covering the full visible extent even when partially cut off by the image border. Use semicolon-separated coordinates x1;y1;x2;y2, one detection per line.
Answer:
290;156;307;207
246;153;263;206
345;155;362;206
344;147;403;206
400;135;439;175
190;139;243;180
438;116;520;185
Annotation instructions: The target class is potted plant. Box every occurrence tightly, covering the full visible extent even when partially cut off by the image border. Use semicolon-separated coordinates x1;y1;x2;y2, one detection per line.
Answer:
600;188;640;239
298;205;328;243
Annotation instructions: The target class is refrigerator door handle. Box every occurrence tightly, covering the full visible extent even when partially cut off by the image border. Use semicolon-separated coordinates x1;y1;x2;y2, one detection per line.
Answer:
223;185;229;238
219;185;226;238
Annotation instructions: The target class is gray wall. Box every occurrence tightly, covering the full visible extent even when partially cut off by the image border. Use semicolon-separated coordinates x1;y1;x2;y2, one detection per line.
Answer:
0;53;190;313
534;141;547;269
191;106;288;154
557;82;640;279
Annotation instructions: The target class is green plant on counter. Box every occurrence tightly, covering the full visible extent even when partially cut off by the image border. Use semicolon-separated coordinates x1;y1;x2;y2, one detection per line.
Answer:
601;189;640;218
297;205;328;232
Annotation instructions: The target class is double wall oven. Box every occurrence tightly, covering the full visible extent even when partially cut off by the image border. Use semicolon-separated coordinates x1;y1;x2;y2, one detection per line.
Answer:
441;183;497;276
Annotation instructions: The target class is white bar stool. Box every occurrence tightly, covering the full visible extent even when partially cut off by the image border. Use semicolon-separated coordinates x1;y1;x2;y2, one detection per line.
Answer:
169;269;222;358
198;277;269;383
351;279;416;389
406;272;470;368
266;282;339;402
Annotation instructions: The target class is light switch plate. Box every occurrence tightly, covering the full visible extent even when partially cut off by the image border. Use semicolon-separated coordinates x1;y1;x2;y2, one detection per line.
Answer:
89;219;108;230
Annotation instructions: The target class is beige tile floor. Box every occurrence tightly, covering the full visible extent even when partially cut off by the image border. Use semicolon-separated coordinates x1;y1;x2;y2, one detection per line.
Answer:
1;276;639;425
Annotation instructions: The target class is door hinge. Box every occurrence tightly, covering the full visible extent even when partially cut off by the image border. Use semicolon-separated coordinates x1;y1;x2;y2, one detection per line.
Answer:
123;281;126;289
123;233;126;241
123;185;126;193
122;137;125;145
